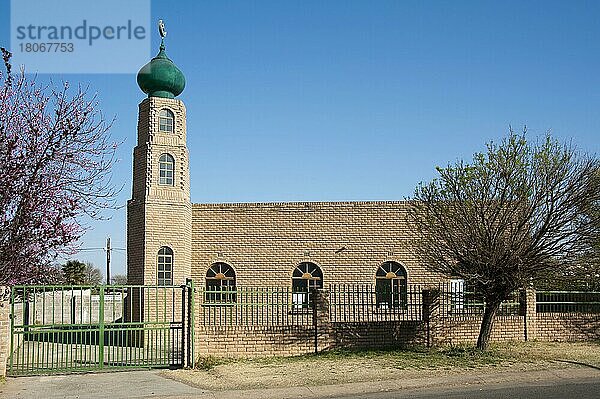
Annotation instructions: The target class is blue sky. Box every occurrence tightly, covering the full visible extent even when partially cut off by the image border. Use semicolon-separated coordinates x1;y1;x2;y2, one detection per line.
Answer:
1;0;600;277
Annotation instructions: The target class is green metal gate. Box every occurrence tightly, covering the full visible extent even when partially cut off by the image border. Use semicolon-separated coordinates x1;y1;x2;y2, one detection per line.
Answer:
7;281;194;376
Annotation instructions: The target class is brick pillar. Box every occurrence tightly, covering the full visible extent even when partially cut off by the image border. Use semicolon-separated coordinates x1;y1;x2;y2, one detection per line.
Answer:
313;289;331;352
521;288;537;341
0;287;10;377
422;288;440;347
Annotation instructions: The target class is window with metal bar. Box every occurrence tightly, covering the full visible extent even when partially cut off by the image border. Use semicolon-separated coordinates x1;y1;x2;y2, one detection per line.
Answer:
157;246;173;286
158;153;175;186
292;262;323;309
158;109;174;133
450;278;465;313
375;261;407;309
205;262;236;303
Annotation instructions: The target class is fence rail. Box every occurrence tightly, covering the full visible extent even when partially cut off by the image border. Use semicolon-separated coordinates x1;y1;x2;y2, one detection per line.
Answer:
329;284;423;322
198;287;315;326
436;284;521;318
197;284;527;326
189;285;600;327
536;291;600;313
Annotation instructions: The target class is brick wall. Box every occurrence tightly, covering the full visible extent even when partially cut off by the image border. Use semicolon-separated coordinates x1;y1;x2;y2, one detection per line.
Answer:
196;326;322;357
332;321;425;349
433;316;525;346
536;314;600;341
0;288;10;377
195;322;427;358
191;201;443;288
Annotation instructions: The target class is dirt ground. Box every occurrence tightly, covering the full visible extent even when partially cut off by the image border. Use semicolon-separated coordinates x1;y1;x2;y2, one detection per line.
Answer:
162;342;600;391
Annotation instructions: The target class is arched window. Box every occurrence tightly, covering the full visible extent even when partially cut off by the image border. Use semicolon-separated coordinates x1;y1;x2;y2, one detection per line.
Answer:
157;246;173;286
292;262;323;308
158;153;175;186
205;262;236;303
158;109;174;133
375;261;407;309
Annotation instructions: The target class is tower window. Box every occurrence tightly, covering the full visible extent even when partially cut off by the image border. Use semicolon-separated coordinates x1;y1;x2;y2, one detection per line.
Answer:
158;109;174;133
159;153;175;186
205;262;236;303
375;261;407;309
292;262;323;309
157;246;173;286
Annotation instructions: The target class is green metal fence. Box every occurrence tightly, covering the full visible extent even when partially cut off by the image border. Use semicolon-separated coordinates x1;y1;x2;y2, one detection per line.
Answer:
8;282;194;376
536;291;600;313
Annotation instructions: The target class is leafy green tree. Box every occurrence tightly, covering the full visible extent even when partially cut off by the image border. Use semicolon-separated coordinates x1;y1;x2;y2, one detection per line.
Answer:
62;260;86;285
409;130;600;350
62;260;103;285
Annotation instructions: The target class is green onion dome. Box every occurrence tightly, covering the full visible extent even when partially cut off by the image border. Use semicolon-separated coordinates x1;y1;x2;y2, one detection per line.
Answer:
137;41;185;98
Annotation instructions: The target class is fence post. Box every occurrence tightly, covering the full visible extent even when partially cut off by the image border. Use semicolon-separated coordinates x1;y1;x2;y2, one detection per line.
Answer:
312;289;317;354
521;287;537;341
422;287;440;348
98;286;105;369
312;289;330;354
186;278;195;368
0;287;10;377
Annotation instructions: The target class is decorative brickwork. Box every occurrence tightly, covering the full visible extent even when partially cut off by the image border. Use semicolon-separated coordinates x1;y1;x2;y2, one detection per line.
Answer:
128;97;192;286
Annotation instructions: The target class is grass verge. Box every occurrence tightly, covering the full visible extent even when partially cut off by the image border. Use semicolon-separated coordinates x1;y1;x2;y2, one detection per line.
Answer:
163;341;600;391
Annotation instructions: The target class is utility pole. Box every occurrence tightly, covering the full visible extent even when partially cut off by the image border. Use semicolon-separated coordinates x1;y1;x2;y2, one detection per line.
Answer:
106;237;111;285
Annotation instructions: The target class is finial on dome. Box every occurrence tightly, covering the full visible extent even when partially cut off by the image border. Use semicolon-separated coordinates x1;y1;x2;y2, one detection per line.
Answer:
158;19;167;52
136;19;186;99
158;19;167;39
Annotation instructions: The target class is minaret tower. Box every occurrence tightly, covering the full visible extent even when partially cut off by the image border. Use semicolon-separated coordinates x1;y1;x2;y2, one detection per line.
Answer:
127;22;191;285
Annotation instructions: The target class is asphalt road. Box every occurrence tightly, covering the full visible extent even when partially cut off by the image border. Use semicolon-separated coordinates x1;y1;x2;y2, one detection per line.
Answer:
333;377;600;399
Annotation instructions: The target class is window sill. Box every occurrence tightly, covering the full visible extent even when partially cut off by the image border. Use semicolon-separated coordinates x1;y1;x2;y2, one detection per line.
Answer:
201;302;236;307
288;309;313;315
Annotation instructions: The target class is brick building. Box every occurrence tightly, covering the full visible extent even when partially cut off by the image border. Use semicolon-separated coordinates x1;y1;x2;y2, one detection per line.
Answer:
128;37;446;306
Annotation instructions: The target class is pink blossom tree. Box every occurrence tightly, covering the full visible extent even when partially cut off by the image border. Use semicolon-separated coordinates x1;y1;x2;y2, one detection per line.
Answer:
0;48;119;288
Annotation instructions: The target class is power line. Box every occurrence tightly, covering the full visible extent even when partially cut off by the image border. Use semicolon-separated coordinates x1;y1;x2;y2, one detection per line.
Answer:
77;240;127;284
78;247;126;251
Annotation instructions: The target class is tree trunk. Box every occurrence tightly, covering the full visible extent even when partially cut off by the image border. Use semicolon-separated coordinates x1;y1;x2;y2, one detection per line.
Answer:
476;300;501;351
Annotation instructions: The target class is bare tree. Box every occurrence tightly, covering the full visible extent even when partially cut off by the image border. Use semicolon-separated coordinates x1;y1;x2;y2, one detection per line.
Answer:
83;262;103;285
408;130;600;350
539;193;600;291
0;48;119;287
110;274;128;285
